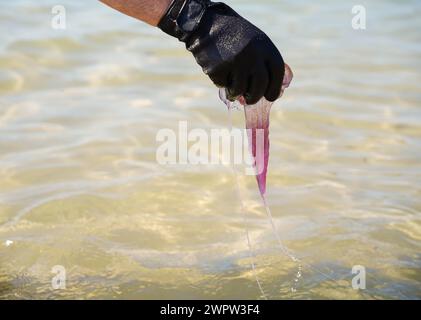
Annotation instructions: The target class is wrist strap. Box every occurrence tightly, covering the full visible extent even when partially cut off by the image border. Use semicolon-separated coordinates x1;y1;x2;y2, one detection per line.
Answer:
158;0;210;42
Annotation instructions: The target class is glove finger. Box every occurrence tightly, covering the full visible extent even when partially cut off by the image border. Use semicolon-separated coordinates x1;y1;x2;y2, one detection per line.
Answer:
265;59;284;102
245;69;269;105
208;64;230;88
226;68;248;102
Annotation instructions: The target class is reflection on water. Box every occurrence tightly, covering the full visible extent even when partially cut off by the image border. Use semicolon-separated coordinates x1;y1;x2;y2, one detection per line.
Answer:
0;0;420;299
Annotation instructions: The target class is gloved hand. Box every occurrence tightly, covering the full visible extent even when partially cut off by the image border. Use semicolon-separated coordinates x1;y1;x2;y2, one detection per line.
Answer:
158;0;285;104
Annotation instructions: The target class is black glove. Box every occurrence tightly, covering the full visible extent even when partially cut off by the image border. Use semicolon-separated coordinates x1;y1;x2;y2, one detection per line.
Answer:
158;0;285;104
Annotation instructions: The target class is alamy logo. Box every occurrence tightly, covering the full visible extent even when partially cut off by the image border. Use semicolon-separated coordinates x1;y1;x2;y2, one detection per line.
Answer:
51;5;66;30
352;5;367;30
51;265;66;290
352;265;366;290
156;121;265;176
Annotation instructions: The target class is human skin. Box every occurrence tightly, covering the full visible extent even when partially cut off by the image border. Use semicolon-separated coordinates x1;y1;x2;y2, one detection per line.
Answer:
99;0;172;26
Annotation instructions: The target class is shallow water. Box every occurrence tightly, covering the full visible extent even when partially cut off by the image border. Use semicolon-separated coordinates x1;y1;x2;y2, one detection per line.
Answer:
0;0;420;299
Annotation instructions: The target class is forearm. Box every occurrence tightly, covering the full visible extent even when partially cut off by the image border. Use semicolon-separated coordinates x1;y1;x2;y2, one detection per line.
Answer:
99;0;172;26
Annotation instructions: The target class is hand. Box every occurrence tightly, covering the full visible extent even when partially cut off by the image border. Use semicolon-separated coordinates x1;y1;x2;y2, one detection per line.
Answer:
158;0;286;104
280;63;293;98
